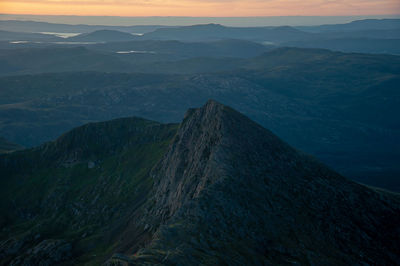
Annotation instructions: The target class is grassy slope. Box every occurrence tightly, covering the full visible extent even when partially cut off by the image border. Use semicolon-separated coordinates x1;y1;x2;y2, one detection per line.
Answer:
0;117;178;265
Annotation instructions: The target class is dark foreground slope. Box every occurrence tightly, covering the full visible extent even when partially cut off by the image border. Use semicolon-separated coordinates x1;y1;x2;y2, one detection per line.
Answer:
1;101;399;265
0;117;178;265
111;100;400;265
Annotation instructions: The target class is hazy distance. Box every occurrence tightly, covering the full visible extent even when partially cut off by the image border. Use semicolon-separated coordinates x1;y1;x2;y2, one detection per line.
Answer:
1;14;399;27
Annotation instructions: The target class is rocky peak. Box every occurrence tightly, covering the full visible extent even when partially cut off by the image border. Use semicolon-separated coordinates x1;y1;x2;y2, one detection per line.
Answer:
148;100;225;222
2;100;399;265
134;100;400;265
148;99;323;224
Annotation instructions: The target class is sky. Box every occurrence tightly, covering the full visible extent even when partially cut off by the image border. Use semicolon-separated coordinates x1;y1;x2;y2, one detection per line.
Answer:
1;0;400;17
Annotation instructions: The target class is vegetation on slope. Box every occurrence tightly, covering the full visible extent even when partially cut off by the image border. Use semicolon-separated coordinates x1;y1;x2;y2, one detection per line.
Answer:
0;117;178;265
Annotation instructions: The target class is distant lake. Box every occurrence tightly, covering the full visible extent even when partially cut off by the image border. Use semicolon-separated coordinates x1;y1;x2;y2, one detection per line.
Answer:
9;41;30;44
53;41;101;44
262;41;275;45
116;50;156;54
38;32;144;38
37;32;81;38
8;41;100;45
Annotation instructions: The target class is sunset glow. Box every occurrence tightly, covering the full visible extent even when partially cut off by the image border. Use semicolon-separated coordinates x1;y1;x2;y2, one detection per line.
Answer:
1;0;400;17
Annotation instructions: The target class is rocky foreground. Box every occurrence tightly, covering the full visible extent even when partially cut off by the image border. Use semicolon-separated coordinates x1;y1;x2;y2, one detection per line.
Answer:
1;100;399;265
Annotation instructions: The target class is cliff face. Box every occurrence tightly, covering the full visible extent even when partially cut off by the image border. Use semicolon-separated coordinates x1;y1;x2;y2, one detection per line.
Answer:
128;100;400;265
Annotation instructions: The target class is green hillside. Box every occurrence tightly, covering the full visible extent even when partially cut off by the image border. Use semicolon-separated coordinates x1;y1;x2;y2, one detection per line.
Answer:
0;117;178;265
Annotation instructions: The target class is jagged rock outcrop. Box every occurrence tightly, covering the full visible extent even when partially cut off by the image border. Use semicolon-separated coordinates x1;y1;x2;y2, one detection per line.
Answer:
124;100;400;265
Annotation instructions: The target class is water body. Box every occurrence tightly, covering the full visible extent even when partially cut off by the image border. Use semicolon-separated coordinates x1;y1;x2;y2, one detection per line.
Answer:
37;32;81;38
53;41;101;44
9;41;99;45
262;41;275;45
116;50;156;54
9;41;30;44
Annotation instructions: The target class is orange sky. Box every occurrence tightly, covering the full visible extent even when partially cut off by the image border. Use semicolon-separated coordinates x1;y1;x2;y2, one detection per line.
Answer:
1;0;400;17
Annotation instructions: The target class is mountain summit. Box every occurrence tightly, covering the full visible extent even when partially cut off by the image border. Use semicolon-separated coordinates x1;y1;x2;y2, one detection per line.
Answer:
1;100;399;265
123;100;400;265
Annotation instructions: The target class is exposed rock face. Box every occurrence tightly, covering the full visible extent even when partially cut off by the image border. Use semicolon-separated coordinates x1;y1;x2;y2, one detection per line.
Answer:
130;100;400;265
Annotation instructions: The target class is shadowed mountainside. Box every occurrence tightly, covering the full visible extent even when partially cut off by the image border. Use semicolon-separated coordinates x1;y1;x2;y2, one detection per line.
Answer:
0;40;272;76
0;48;399;191
0;136;23;154
1;100;399;265
286;38;400;55
123;100;400;265
0;116;178;265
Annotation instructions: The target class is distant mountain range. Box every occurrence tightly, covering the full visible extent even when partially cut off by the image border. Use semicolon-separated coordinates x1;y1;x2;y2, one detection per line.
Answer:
287;38;400;55
0;47;399;192
2;18;399;34
0;30;62;42
0;46;132;75
0;136;23;154
1;100;399;265
140;23;312;43
0;40;273;76
0;20;171;34
1;25;310;44
0;19;399;55
67;30;138;42
297;18;400;32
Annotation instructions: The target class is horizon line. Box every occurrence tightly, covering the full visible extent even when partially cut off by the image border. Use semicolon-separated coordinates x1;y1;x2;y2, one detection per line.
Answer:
2;13;400;18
